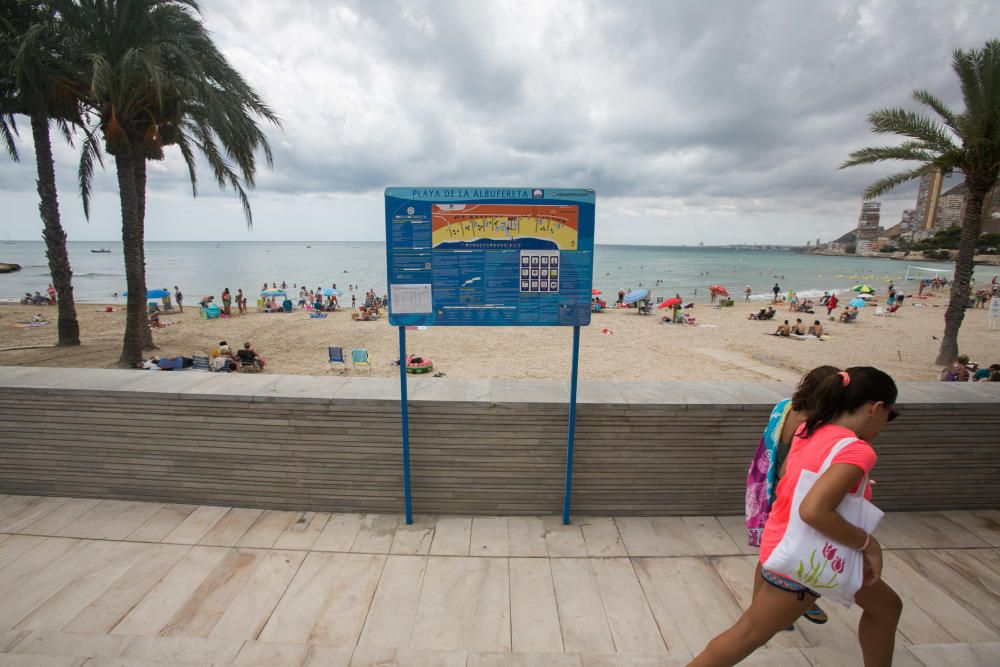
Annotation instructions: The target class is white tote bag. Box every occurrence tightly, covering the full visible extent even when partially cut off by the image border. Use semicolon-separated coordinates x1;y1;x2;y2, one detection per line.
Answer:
762;437;884;607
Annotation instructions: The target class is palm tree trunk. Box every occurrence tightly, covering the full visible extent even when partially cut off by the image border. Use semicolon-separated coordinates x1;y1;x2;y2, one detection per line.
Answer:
132;154;154;350
115;147;148;367
934;178;990;365
30;113;80;346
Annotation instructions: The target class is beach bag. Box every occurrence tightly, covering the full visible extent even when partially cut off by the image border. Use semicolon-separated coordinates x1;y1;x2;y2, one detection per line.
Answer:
762;437;884;607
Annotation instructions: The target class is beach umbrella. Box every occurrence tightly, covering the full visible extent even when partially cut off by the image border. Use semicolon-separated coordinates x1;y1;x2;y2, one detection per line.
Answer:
322;288;343;297
709;285;728;296
622;288;650;304
591;288;602;295
848;297;867;308
123;289;170;298
658;297;682;309
853;284;875;293
261;289;286;297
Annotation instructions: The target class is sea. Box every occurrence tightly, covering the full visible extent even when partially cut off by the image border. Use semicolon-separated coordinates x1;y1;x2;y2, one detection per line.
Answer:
1;240;990;305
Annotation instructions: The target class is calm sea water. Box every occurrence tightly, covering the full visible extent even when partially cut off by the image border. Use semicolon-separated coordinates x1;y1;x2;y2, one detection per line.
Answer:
1;240;987;305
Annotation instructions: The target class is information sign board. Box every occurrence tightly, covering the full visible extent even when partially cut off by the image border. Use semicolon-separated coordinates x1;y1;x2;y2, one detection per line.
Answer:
385;187;595;327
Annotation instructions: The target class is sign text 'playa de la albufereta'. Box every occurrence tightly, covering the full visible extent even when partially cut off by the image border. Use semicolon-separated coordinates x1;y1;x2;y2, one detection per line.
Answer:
385;187;596;327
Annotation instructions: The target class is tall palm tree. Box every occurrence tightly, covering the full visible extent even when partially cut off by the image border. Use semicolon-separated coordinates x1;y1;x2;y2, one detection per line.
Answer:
58;0;278;366
0;0;88;346
841;39;1000;366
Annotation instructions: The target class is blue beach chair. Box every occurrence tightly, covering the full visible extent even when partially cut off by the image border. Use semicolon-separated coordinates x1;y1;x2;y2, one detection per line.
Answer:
351;348;371;374
328;346;346;372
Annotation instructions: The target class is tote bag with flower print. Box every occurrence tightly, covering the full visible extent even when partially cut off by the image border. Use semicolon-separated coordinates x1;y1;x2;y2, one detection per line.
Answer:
762;437;884;607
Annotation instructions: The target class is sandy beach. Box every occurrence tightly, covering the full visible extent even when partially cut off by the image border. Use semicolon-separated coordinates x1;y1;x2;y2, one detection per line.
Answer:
1;287;996;383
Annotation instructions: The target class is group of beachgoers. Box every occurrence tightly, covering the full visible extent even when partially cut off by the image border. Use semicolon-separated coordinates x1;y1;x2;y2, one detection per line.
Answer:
138;339;266;372
155;281;388;320
687;365;903;666
940;354;1000;382
19;284;58;306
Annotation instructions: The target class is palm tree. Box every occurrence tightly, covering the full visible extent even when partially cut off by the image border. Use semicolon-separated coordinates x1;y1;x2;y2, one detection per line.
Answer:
58;0;279;366
0;0;88;346
841;39;1000;366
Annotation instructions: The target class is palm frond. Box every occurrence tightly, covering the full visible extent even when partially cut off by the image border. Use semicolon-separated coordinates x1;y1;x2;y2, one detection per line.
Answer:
860;165;939;200
867;108;958;153
0;114;19;161
912;90;958;131
77;124;105;220
840;142;940;169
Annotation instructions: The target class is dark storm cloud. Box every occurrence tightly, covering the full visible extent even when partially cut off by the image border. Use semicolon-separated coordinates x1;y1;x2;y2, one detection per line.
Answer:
1;0;997;242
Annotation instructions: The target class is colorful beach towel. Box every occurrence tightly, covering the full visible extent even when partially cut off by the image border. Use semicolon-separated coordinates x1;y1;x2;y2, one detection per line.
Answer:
746;398;791;546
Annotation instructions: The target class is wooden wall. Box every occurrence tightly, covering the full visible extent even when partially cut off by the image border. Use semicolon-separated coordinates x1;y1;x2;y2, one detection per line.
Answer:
0;367;997;516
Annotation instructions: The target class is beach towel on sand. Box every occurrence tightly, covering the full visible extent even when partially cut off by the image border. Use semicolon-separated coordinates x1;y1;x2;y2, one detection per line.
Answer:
746;398;790;546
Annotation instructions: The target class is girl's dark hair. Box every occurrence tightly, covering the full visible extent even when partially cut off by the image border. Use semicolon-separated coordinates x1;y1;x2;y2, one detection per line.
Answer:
790;365;839;412
801;366;898;437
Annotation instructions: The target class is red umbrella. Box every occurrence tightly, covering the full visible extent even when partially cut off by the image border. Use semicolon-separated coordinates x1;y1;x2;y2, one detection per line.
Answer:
658;297;682;308
709;285;729;296
592;288;602;295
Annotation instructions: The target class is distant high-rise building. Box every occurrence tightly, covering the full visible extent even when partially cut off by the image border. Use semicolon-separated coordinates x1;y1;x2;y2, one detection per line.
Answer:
899;208;916;233
856;201;882;254
936;186;965;229
816;238;821;247
915;169;944;231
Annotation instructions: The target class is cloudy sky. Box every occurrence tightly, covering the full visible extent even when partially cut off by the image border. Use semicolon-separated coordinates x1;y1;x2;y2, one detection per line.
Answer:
0;0;994;244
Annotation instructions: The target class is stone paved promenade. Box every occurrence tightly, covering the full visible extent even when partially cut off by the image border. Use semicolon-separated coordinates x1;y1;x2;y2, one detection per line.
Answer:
1;494;999;666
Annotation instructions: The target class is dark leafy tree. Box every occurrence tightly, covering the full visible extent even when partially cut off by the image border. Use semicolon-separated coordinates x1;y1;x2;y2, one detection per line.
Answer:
58;0;279;366
0;1;94;346
842;40;1000;365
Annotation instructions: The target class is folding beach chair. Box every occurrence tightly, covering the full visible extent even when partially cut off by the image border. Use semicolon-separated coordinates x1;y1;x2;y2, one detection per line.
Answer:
328;346;346;372
351;348;371;374
192;354;211;372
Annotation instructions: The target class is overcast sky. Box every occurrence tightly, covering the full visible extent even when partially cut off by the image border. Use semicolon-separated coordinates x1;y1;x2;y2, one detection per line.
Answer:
0;0;994;244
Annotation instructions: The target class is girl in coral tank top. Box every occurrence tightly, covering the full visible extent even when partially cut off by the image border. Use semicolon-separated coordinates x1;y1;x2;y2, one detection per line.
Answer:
690;367;903;667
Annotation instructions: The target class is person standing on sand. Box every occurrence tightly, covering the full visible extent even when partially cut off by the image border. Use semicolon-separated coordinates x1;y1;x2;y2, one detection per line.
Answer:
692;367;902;667
174;286;183;313
745;285;752;303
772;283;780;303
617;288;625;305
826;292;838;316
221;288;232;316
236;289;245;315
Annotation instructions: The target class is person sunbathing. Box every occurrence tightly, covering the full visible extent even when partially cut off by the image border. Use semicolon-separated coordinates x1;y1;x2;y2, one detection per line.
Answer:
774;320;791;336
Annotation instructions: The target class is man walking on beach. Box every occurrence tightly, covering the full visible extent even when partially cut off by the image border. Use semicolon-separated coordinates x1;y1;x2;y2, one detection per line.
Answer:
744;285;752;302
772;283;780;303
174;286;183;313
236;289;245;315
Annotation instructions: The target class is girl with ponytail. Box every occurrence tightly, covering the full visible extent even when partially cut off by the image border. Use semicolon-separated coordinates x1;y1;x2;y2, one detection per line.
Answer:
692;367;902;667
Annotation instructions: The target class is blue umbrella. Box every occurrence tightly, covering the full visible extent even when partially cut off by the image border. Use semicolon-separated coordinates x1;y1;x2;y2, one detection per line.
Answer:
261;289;286;297
622;288;650;305
322;288;343;297
123;289;170;298
848;297;867;308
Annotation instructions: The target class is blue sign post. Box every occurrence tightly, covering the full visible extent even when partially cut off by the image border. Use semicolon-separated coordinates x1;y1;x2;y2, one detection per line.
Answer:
385;187;595;524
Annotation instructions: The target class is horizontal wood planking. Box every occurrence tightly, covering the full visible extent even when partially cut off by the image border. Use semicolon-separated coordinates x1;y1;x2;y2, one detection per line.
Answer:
0;374;998;516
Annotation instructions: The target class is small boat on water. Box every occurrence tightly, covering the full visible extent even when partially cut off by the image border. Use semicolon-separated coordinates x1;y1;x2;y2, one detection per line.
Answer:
90;248;111;253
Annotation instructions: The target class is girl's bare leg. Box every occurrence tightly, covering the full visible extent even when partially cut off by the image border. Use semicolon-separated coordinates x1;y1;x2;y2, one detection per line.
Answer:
687;583;813;667
853;580;903;667
751;561;764;599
